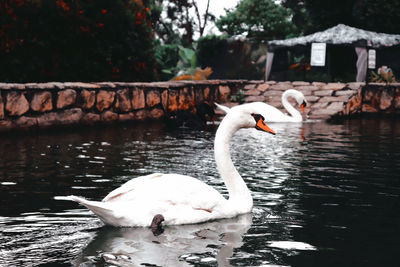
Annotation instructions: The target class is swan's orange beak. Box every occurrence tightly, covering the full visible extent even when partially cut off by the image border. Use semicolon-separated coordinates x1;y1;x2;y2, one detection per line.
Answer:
300;101;307;113
256;117;276;135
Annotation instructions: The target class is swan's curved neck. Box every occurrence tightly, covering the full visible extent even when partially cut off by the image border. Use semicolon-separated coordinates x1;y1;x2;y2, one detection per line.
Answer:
214;115;252;209
282;91;302;120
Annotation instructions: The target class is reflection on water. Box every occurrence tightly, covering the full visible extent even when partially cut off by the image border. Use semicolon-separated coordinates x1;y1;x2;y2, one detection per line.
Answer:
0;119;399;266
75;214;252;266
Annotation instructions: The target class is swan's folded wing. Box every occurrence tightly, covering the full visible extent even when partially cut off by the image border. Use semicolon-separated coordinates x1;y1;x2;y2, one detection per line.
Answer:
102;173;164;202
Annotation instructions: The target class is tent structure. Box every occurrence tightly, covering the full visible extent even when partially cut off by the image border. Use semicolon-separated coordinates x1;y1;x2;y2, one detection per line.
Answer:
265;24;400;81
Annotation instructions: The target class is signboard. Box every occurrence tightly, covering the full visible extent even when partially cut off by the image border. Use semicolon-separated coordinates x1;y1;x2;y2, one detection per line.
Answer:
368;49;376;69
310;43;326;66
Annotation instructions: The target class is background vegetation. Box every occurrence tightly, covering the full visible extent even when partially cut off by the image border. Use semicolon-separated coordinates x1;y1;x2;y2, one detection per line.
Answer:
1;0;399;82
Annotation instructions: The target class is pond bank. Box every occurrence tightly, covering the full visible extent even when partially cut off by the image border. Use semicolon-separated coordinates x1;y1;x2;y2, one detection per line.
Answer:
1;81;399;132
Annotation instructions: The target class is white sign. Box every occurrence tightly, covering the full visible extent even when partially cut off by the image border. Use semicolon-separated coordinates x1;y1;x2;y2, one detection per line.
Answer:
310;43;326;66
368;49;376;69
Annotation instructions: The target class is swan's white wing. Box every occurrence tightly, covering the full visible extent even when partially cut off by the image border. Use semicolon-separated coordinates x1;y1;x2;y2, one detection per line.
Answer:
102;173;164;202
103;173;227;213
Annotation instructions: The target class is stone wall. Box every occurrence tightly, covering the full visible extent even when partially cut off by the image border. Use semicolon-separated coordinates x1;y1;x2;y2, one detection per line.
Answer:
236;81;365;120
0;81;242;132
343;83;400;116
1;80;399;132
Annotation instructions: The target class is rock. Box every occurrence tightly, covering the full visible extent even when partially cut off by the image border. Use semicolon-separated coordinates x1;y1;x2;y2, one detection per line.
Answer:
362;104;378;113
101;110;119;122
311;102;343;116
218;85;230;102
131;88;145;110
0;94;4;119
245;95;266;102
379;90;393;110
81;113;101;124
167;90;179;112
310;102;329;110
58;108;83;124
179;87;195;110
150;108;164;119
31;91;53;112
244;89;261;96
161;90;168;111
305;96;320;102
292;81;310;86
37;112;59;126
270;83;292;91
318;96;349;103
146;90;161;108
203;87;214;101
312;82;326;87
314;90;333;96
57;89;77;109
343;93;362;115
263;90;283;96
0;120;13;129
295;85;319;92
119;112;135;121
96;90;115;112
135;109;150;120
335;90;357;96
6;92;29;116
15;116;37;128
322;83;346;90
347;82;364;90
194;87;204;103
244;84;256;90
257;83;270;92
80;89;95;110
116;89;132;112
394;89;400;109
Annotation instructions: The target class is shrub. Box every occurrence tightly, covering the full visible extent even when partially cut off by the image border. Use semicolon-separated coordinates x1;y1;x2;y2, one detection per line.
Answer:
0;0;156;82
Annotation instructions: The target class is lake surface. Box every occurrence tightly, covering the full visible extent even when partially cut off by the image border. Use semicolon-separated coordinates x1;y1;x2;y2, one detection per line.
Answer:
0;118;399;266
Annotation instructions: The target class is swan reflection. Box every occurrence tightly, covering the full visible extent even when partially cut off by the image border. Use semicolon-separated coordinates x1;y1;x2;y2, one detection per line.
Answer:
76;213;252;266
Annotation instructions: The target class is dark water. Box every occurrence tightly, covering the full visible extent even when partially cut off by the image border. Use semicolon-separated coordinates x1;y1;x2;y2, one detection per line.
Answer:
0;119;399;266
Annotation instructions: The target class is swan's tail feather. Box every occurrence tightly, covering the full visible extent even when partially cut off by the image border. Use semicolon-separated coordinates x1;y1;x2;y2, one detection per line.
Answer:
54;195;119;226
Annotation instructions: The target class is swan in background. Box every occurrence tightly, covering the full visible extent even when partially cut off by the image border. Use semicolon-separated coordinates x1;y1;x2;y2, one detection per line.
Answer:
55;102;276;227
217;89;307;122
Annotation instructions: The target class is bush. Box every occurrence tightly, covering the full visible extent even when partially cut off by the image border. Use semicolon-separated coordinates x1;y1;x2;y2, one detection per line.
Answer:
0;0;156;82
196;35;266;80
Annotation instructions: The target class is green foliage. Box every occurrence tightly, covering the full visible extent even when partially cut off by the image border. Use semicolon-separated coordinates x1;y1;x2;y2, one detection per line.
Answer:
215;0;296;40
287;0;400;34
0;0;157;82
154;44;179;80
369;66;397;84
196;35;265;80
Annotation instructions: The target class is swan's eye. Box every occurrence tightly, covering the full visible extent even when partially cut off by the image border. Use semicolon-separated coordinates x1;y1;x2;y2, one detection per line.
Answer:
301;101;307;107
251;113;265;123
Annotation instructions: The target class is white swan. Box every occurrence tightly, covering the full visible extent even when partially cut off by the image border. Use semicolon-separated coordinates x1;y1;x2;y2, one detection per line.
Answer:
55;102;276;227
218;89;307;122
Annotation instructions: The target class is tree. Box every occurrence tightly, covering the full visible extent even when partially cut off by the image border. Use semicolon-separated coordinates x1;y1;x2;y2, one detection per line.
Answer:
215;0;296;41
152;0;215;46
284;0;400;34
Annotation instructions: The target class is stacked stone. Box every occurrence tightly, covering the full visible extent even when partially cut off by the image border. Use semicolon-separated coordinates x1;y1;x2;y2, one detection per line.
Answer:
0;81;239;131
343;83;400;116
240;81;364;119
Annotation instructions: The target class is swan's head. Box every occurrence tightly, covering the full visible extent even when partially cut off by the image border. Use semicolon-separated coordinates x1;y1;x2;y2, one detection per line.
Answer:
228;103;276;135
285;89;307;113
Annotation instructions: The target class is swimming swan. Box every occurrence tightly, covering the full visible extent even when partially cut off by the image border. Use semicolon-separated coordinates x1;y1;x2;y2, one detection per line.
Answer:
55;102;276;227
218;89;307;122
